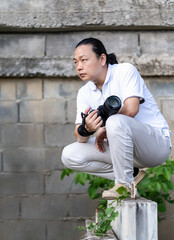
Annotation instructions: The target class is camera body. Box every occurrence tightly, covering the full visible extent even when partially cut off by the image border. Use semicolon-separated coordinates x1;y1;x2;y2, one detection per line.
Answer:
96;95;121;126
78;95;121;137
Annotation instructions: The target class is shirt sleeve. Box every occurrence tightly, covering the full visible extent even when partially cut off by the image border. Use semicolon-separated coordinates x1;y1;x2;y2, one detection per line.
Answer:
120;63;144;103
75;88;90;124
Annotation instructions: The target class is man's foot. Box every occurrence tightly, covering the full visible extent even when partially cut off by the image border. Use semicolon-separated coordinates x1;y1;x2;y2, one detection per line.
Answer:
102;183;131;200
134;170;146;185
102;170;146;200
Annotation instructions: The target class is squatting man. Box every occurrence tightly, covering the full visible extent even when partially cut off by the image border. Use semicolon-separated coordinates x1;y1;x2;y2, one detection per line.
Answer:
61;37;171;199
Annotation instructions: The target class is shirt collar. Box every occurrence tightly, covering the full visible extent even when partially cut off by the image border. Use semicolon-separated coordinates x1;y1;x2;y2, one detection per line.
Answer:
88;64;112;91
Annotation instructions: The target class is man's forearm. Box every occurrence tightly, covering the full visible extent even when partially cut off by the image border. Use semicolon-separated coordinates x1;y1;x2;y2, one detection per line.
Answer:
74;125;90;143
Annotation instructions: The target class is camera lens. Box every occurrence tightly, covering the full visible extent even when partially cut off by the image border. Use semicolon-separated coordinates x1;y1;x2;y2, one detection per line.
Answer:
104;95;121;113
107;96;120;109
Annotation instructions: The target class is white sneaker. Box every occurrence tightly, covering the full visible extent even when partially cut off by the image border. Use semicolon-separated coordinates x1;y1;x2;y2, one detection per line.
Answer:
102;170;146;200
102;183;131;200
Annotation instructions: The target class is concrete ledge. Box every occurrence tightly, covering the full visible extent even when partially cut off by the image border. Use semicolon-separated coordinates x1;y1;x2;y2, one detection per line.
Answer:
84;219;117;240
0;55;174;77
109;198;158;240
0;0;174;31
0;58;76;77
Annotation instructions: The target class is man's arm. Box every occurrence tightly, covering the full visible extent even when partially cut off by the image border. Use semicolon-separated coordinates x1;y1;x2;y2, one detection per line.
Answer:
74;108;103;143
118;97;140;117
74;124;90;143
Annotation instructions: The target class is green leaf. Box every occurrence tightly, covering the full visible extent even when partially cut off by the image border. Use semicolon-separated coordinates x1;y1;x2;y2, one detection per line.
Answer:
116;186;129;195
161;182;169;194
155;182;161;192
163;167;171;181
105;207;115;215
76;226;86;231
88;185;98;199
75;172;88;185
158;200;166;212
60;168;75;180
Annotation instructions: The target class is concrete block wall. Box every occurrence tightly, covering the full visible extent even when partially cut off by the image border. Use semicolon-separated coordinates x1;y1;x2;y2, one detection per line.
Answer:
0;77;100;240
0;0;174;239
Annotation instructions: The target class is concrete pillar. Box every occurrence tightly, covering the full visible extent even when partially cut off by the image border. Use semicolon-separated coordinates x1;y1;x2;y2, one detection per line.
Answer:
109;198;158;240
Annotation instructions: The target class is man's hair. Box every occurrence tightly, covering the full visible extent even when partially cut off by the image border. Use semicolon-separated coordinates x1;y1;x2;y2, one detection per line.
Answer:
75;37;118;65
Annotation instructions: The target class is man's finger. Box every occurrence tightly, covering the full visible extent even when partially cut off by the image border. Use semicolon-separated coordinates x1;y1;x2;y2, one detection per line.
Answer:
84;107;91;114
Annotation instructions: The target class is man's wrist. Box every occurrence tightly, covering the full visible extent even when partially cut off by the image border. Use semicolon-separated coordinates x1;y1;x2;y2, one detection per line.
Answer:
78;125;95;137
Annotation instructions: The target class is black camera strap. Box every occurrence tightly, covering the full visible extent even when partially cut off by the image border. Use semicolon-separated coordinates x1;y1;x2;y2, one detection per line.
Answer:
77;112;95;137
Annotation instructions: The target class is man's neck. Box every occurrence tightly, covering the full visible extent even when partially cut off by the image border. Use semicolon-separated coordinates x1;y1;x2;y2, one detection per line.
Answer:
96;65;108;90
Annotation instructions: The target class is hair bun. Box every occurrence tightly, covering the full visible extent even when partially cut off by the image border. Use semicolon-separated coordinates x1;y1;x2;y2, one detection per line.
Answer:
107;53;118;65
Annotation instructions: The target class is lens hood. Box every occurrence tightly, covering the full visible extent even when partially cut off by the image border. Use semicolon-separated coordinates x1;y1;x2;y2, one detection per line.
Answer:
104;95;121;116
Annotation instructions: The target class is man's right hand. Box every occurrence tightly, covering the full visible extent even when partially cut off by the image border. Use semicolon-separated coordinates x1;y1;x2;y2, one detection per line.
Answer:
84;108;103;133
74;107;103;143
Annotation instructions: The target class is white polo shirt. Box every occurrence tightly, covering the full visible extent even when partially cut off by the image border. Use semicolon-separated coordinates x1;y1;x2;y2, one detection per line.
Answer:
75;63;169;130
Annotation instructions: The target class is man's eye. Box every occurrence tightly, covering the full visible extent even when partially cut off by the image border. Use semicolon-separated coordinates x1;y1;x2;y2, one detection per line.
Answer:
82;59;87;62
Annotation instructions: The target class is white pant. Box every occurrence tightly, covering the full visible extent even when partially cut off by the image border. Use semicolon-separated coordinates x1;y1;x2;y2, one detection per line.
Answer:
61;114;171;187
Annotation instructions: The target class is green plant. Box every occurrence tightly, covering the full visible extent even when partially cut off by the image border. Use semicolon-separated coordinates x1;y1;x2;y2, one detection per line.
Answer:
77;187;130;237
61;169;114;199
137;159;174;213
61;159;174;216
61;159;174;236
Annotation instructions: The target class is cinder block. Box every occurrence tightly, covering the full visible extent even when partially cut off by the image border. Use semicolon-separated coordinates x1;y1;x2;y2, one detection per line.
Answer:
0;34;45;57
66;98;76;123
166;201;174;218
3;147;63;172
69;194;99;217
0;124;2;145
141;32;174;55
0;197;20;219
45;123;75;147
0;172;44;195
159;218;174;240
0;221;46;240
44;79;83;99
2;124;44;147
21;195;68;219
45;170;88;194
20;100;66;123
45;147;64;170
161;99;174;122
47;220;85;240
0;152;2;171
0;79;16;100
3;148;45;172
17;79;42;99
0;102;18;123
46;32;137;58
145;79;174;98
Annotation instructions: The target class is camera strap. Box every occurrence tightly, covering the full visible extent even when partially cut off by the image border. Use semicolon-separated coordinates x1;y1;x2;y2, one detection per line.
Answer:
77;112;95;137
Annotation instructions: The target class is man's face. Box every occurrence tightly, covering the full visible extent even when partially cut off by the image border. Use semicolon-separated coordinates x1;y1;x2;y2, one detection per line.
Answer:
74;44;104;83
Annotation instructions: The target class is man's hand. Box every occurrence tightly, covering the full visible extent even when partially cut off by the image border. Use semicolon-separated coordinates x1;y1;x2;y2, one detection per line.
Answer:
74;107;103;143
95;127;108;152
85;108;103;133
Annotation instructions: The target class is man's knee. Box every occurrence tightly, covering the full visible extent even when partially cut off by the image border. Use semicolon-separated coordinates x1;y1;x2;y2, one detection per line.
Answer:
106;114;130;133
61;145;73;168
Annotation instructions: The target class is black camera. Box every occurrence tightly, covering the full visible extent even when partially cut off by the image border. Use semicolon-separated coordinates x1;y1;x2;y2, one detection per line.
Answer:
78;95;121;136
96;95;121;126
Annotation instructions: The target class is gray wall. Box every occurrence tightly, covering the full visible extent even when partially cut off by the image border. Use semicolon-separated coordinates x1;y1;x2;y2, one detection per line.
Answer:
0;1;174;240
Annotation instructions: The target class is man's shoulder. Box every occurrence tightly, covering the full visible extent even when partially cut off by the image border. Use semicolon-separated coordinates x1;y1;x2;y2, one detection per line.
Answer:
116;62;135;71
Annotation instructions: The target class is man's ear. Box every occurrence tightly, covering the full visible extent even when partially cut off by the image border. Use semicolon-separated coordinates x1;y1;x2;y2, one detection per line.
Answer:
100;53;107;66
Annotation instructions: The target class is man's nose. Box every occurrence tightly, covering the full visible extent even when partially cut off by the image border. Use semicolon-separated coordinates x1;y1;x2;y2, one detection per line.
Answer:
77;62;83;71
